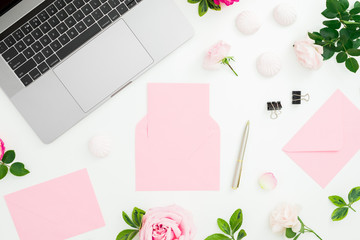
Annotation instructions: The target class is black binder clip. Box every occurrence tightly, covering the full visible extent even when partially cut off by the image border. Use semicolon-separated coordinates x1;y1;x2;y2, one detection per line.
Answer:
292;91;310;104
267;101;282;119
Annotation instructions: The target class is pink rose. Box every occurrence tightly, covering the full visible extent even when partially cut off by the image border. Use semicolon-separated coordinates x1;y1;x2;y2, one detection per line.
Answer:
213;0;239;6
0;138;5;161
139;205;195;240
270;203;301;233
203;41;231;70
293;39;323;70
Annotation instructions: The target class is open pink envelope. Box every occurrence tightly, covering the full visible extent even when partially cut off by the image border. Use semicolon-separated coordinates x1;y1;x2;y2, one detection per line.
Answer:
283;90;360;188
5;169;105;240
135;83;220;191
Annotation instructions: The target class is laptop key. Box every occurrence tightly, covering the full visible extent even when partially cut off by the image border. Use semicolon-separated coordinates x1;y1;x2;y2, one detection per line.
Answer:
98;15;111;29
46;4;58;16
34;52;45;64
90;0;101;9
126;0;136;9
29;17;41;28
65;16;76;28
50;40;62;52
116;4;128;15
13;29;25;41
58;34;70;45
65;3;76;15
64;0;72;3
67;28;78;39
40;22;51;33
31;41;43;53
14;40;26;52
46;54;60;67
9;54;26;70
29;68;41;80
56;9;68;21
49;16;60;27
73;10;85;21
4;35;16;47
57;22;69;34
54;0;66;10
108;9;120;21
0;42;7;54
49;29;60;40
100;0;107;3
109;0;120;8
100;3;111;14
75;22;86;33
39;35;51;47
20;74;33;86
38;11;50;22
15;59;36;78
83;15;95;27
2;47;18;61
74;0;85;8
92;9;103;20
23;47;35;59
23;35;35;46
57;23;101;60
31;28;43;40
81;4;93;15
38;62;50;74
42;46;53;58
21;23;33;35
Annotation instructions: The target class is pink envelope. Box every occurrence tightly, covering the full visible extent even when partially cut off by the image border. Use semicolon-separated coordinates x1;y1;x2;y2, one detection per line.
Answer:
135;83;220;191
283;90;360;188
5;169;105;240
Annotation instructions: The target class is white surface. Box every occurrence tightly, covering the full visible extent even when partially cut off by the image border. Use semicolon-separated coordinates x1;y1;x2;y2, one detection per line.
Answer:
1;0;360;239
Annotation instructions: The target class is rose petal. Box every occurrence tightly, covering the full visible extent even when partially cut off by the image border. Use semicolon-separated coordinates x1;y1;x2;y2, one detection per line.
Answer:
259;172;277;190
0;138;5;161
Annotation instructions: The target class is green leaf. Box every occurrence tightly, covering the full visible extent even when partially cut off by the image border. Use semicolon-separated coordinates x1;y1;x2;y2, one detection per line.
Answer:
294;234;301;240
131;207;145;228
329;195;348;206
188;0;200;3
237;230;247;240
285;228;297;238
0;164;8;180
345;57;359;72
217;218;231;235
229;209;243;233
308;32;323;41
122;211;138;228
352;15;360;22
323;20;341;29
331;207;349;221
347;48;360;56
322;9;338;18
353;39;360;48
350;7;360;15
198;0;208;17
2;150;15;164
342;20;360;26
326;0;349;13
323;46;336;60
348;186;360;203
207;0;221;10
350;30;360;39
116;229;139;240
10;162;29;176
205;234;232;240
336;52;348;63
356;1;360;8
340;28;350;42
320;27;339;39
297;217;305;234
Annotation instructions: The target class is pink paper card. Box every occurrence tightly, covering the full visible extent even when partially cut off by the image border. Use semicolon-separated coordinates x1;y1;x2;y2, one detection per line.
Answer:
136;83;220;191
283;90;360;188
5;169;105;240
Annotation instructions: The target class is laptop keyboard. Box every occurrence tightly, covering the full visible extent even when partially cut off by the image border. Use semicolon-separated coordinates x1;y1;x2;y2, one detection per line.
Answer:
0;0;142;87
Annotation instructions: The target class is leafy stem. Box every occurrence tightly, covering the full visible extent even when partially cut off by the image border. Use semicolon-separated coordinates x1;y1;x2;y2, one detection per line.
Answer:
220;57;238;76
116;207;146;240
329;186;360;221
0;150;30;180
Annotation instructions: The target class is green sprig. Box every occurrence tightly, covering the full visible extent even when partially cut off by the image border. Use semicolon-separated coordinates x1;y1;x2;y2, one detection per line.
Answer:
309;0;360;73
329;186;360;221
205;209;247;240
187;0;221;17
0;150;30;180
116;207;146;240
285;217;322;240
220;57;238;76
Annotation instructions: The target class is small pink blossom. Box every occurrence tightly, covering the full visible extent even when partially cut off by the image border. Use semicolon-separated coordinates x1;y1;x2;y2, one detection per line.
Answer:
213;0;239;6
294;39;323;70
0;138;5;161
203;41;231;70
270;203;301;233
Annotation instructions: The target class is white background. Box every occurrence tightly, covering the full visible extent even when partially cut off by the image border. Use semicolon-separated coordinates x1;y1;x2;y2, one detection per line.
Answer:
1;0;360;239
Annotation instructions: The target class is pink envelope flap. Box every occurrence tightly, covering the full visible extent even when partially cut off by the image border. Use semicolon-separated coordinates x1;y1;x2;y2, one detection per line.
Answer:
283;90;344;153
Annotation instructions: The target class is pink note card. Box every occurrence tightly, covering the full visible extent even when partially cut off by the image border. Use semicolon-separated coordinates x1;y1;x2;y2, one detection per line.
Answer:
136;83;220;191
283;90;360;188
5;169;105;240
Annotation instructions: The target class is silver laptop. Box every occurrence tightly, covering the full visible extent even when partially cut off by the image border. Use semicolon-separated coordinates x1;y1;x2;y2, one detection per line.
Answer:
0;0;193;143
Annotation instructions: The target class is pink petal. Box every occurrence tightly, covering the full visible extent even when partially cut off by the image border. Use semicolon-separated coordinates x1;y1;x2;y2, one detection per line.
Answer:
259;172;277;190
0;138;5;161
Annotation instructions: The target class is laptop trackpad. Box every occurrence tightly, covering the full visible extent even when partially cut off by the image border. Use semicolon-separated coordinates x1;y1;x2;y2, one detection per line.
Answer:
54;20;153;112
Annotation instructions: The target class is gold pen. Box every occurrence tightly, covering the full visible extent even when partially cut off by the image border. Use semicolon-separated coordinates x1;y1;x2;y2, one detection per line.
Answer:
232;121;250;190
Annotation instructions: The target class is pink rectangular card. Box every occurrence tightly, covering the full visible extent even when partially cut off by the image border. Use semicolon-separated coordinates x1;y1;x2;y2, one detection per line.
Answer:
5;169;105;240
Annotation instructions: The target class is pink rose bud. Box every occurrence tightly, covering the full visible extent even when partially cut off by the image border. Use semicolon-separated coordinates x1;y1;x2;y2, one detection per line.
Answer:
213;0;240;6
294;39;323;70
0;138;5;161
